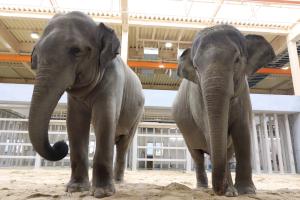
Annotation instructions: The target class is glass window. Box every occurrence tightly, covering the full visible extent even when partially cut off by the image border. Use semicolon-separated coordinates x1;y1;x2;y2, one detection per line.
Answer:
138;136;146;146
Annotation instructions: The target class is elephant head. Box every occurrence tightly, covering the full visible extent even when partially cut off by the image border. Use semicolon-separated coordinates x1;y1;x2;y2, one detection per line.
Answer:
177;25;275;194
29;11;120;161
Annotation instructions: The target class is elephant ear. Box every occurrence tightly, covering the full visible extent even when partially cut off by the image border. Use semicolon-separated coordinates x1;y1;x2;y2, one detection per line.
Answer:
97;23;120;70
31;46;37;71
177;48;197;83
245;35;275;75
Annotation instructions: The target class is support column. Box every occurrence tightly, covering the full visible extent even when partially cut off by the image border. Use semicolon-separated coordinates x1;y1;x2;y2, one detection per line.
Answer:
132;132;138;171
121;29;128;62
287;41;300;95
285;114;296;173
262;114;272;173
186;148;192;172
274;114;284;174
251;113;261;173
120;0;129;63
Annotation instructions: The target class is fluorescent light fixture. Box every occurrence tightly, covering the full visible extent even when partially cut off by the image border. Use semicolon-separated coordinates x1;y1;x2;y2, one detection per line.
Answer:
30;32;40;39
159;64;165;68
144;47;158;55
165;42;172;48
282;66;289;70
4;42;11;49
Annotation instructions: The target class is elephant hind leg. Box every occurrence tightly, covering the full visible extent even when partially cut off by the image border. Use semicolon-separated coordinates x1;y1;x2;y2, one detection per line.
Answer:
114;123;138;183
187;147;208;188
225;146;238;197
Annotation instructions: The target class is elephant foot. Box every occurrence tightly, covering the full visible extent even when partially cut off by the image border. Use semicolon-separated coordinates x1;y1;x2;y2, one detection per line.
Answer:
114;167;125;184
90;184;116;198
234;182;256;195
225;185;238;197
196;172;208;189
66;179;90;193
197;182;208;188
212;180;227;196
114;176;124;184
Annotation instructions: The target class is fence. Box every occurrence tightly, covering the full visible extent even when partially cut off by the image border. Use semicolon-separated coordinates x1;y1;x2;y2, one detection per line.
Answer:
0;109;296;173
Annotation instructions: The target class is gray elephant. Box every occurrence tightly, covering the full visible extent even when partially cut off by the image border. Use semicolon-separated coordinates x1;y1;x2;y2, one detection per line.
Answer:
173;25;275;196
29;11;144;198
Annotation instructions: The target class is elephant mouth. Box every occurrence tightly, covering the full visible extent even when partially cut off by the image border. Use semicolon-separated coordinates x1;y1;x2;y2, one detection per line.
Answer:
66;69;101;97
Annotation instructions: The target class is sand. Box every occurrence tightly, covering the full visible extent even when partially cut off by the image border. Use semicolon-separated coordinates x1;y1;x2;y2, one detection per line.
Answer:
0;168;299;200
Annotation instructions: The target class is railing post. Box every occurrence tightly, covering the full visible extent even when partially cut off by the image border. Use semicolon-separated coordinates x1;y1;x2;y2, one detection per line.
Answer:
251;113;261;173
284;114;296;173
132;132;138;171
262;113;272;173
34;153;41;169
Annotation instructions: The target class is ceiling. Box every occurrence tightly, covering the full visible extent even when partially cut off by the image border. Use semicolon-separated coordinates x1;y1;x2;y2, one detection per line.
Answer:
0;0;299;94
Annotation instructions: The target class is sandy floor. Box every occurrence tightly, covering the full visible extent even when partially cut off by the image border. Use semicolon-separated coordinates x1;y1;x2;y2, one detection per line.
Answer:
0;169;299;200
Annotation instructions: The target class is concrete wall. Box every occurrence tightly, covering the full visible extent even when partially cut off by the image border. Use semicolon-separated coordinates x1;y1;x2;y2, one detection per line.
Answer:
251;94;300;113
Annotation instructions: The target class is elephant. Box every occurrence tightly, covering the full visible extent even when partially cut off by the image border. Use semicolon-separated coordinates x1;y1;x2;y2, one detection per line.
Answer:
29;11;144;198
172;25;275;196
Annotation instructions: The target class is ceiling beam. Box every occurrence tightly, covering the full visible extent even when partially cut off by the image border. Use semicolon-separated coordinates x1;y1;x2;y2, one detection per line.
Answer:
135;27;139;51
287;21;300;42
269;79;291;93
177;30;184;42
211;0;224;20
0;77;34;84
139;38;192;45
163;29;170;40
0;53;293;76
246;0;300;5
270;36;287;55
0;20;35;76
49;0;59;12
0;20;20;52
129;19;289;35
151;28;156;40
19;43;34;53
142;84;178;90
0;8;289;35
0;10;121;24
184;0;193;17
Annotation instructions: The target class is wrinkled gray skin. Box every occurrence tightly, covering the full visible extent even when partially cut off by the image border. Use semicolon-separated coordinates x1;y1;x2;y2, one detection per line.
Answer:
173;25;275;197
29;12;144;198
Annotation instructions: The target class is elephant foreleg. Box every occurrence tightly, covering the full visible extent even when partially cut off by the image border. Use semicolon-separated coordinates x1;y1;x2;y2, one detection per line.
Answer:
91;100;116;198
66;95;91;193
230;115;256;195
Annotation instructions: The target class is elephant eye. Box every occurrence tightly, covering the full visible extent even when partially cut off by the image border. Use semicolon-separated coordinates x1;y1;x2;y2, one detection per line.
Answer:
69;47;81;57
234;56;239;64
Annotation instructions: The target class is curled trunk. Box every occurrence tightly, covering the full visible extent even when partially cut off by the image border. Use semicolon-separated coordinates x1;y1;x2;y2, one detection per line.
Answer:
28;79;68;161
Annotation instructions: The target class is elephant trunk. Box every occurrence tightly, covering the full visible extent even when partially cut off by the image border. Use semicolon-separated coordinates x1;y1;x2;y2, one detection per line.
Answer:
202;73;233;195
28;69;69;161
